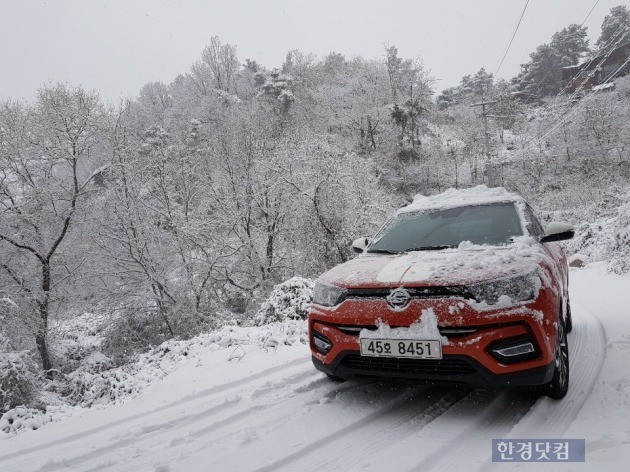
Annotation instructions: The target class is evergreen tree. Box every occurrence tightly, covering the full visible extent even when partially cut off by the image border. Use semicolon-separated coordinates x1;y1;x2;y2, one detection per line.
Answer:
596;5;630;49
435;68;493;109
436;87;458;110
514;24;589;100
461;68;494;100
552;24;589;65
383;46;433;148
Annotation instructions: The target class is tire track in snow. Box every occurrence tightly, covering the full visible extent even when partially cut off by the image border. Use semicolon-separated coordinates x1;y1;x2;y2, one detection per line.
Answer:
18;372;367;472
407;389;537;472
501;301;607;438
183;376;375;440
277;385;472;472
251;383;468;472
98;379;407;472
0;357;311;471
402;301;606;472
154;378;380;466
36;402;262;472
477;300;607;472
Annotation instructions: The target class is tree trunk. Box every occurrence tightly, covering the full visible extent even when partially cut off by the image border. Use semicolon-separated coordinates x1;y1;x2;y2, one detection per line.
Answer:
367;116;377;149
38;260;53;376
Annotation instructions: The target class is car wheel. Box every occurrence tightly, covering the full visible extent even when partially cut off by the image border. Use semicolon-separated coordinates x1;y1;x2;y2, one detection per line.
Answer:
545;319;569;399
564;299;573;333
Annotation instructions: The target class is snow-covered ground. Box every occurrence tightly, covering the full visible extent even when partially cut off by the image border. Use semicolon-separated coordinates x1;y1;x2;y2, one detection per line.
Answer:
0;263;628;472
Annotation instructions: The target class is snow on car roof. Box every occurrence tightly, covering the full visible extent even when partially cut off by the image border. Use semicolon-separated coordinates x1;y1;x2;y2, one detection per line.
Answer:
397;185;524;214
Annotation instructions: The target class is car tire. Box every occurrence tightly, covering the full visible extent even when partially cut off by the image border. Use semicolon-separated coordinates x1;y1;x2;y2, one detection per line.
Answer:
564;299;573;333
545;319;569;399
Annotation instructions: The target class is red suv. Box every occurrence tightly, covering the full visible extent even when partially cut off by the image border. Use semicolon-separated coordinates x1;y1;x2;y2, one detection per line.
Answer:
308;186;574;399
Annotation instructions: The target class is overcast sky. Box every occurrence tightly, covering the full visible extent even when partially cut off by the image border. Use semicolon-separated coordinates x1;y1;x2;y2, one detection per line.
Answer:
0;0;626;104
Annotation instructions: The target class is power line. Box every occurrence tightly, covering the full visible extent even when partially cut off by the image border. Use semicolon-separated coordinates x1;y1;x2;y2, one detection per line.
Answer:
561;24;628;97
512;17;630;148
497;18;630;162
580;0;601;26
494;0;530;78
510;52;630;160
528;23;630;143
491;1;627;167
546;53;630;135
514;0;614;107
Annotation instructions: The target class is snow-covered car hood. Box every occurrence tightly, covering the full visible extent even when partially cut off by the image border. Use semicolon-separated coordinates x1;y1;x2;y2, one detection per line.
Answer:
319;238;547;288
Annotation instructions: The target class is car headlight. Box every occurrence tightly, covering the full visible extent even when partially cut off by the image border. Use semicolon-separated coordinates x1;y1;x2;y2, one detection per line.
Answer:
468;272;539;305
312;281;347;307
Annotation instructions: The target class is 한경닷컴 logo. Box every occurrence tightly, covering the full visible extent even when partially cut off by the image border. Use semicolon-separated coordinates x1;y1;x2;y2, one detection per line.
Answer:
492;439;585;462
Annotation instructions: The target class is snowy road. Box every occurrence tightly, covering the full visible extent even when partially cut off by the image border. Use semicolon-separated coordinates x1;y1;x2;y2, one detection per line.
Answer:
1;265;628;472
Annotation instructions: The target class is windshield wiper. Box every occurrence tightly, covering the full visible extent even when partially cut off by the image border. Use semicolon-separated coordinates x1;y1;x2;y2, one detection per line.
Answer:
366;248;401;254
405;245;456;252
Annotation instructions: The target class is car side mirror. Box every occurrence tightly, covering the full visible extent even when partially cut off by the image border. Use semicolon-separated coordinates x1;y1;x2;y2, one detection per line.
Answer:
352;237;370;253
540;222;575;243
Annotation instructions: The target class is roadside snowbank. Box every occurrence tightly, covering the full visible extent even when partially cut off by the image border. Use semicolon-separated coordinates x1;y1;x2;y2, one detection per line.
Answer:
565;190;630;274
1;320;308;437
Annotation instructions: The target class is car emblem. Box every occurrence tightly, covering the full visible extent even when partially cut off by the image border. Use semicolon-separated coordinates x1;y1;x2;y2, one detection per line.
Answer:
387;288;411;311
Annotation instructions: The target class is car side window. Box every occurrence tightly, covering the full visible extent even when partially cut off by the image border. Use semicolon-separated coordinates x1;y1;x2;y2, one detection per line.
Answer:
523;204;545;237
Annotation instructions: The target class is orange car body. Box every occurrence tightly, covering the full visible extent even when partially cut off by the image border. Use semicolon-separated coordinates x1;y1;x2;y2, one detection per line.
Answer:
309;188;572;390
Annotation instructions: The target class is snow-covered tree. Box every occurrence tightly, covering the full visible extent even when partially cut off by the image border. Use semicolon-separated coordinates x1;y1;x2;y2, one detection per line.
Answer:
384;46;433;150
514;24;589;100
0;85;109;374
596;5;630;49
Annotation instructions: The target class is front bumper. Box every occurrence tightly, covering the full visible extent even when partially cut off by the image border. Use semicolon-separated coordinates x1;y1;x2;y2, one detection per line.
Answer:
309;287;559;388
312;352;554;388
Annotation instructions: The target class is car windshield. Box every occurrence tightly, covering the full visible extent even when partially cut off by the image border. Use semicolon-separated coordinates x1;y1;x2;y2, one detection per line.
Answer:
368;202;524;253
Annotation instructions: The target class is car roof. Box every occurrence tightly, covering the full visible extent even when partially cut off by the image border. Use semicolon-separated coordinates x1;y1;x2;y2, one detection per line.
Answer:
397;185;525;215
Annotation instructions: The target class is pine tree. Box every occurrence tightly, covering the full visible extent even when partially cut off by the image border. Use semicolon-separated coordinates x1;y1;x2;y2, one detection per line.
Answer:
461;68;494;99
596;5;630;50
514;24;589;100
436;68;494;109
552;24;590;65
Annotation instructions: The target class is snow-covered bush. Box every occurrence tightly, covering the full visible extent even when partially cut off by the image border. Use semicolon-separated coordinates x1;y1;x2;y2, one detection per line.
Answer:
565;218;616;264
609;197;630;274
0;297;33;353
50;312;111;373
0;406;51;433
563;189;630;274
0;350;41;413
2;319;309;431
256;320;308;351
62;339;196;407
62;323;283;407
253;277;314;325
65;368;139;407
0;406;51;434
101;310;173;363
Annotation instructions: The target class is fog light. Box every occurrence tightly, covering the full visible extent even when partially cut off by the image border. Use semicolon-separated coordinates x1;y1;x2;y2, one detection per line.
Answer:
313;331;332;355
488;336;538;364
494;342;535;357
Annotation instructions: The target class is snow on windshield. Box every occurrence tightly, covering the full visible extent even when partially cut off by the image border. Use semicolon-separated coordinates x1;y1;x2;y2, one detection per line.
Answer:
369;202;524;251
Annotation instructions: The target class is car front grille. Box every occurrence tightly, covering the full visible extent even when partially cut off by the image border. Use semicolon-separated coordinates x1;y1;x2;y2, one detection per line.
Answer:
345;286;473;300
336;325;478;338
338;354;476;376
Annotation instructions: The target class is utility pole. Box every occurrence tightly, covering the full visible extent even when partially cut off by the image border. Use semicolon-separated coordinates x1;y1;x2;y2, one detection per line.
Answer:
470;99;496;162
470;99;496;184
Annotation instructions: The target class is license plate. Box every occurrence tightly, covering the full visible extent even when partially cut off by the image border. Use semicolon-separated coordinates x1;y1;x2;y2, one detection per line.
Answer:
359;339;442;359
